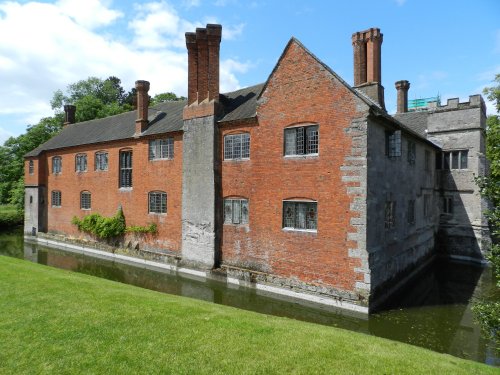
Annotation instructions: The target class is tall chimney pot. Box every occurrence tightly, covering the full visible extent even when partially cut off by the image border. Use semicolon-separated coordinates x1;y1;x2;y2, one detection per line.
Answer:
135;80;150;135
395;80;410;113
63;104;76;126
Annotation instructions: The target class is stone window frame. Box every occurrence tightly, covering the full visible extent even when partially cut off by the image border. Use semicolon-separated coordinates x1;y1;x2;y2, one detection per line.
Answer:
442;196;453;215
80;191;91;210
284;124;319;158
282;200;317;232
148;191;167;214
385;130;401;158
224;133;250;161
119;149;133;189
95;151;108;171
28;160;34;175
224;197;249;225
149;138;174;160
52;156;62;174
75;153;87;172
407;140;416;166
51;190;62;207
384;200;396;229
436;150;469;170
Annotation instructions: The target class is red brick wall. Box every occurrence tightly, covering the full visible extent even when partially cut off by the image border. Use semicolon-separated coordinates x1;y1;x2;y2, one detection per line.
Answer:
25;155;47;186
220;40;365;292
39;133;183;253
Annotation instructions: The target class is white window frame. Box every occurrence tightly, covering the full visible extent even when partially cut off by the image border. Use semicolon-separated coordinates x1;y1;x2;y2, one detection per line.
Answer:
95;151;108;171
224;198;249;225
282;200;317;232
52;156;62;174
80;191;91;210
149;138;174;160
149;191;167;214
224;133;250;160
284;125;319;157
119;150;133;188
75;153;87;172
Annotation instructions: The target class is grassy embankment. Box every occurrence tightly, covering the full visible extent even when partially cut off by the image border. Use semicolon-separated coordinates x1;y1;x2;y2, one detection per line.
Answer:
0;204;23;228
0;256;496;374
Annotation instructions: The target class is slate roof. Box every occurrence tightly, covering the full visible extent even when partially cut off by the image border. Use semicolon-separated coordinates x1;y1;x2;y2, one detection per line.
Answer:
25;84;265;157
393;111;430;138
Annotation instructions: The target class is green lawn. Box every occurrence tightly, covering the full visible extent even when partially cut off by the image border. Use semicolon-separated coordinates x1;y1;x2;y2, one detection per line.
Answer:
0;256;496;374
0;205;23;228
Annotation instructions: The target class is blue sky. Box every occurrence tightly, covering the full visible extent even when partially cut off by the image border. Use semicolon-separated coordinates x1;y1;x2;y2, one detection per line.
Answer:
0;0;499;144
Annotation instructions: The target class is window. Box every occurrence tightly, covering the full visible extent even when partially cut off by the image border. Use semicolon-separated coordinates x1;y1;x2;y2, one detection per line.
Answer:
80;191;91;210
28;160;34;175
95;151;108;171
385;201;396;229
443;196;453;214
119;150;133;188
149;138;174;160
284;125;319;156
407;200;415;224
52;156;62;174
407;140;416;165
385;130;401;158
149;191;167;214
51;190;61;207
425;150;431;171
224;133;250;160
424;194;431;219
283;201;317;231
75;154;87;172
436;150;468;170
224;198;249;224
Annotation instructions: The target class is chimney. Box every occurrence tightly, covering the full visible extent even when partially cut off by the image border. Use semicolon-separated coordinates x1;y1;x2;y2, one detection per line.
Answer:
63;104;76;126
135;80;150;135
184;24;222;119
352;28;385;110
395;80;410;113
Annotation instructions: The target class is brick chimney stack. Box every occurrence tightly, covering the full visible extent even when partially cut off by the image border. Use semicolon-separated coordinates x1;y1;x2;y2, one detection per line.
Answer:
135;80;150;135
63;104;76;126
395;80;410;114
352;28;385;110
184;24;222;119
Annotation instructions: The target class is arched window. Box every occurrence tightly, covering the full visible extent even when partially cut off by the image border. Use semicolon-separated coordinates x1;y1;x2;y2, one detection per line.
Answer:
95;151;108;171
51;190;62;207
119;150;133;188
75;153;87;172
148;191;167;214
52;156;62;174
80;191;91;210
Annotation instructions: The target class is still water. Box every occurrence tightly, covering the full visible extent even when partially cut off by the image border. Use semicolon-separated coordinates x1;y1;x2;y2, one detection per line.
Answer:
1;228;498;366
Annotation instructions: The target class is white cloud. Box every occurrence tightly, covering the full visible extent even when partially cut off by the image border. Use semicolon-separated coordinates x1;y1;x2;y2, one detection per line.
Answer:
223;23;245;40
56;0;123;29
0;1;248;136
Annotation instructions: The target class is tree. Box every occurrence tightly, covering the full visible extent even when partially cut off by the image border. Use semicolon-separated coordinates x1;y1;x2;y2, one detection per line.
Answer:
150;92;186;106
472;74;500;345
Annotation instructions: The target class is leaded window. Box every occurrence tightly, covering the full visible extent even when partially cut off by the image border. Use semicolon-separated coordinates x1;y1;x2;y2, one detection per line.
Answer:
80;191;91;210
407;140;416;165
119;150;133;188
224;198;249;224
385;130;401;158
52;156;62;174
283;201;317;230
28;160;34;175
95;151;108;171
51;190;61;207
385;201;396;229
407;200;415;225
284;125;319;156
224;133;250;160
436;150;468;170
75;154;87;172
149;191;167;214
149;138;174;160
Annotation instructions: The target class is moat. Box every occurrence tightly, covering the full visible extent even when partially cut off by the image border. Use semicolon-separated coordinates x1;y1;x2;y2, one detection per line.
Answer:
1;228;498;366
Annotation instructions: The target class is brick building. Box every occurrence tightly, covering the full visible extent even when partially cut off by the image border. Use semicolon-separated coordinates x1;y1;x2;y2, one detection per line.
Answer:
24;25;490;313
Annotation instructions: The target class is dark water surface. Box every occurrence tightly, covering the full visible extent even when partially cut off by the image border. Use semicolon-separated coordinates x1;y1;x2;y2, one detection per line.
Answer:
1;228;498;366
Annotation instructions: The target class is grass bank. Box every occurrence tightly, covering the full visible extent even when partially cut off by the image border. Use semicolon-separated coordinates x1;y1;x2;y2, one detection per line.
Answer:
0;256;495;374
0;204;23;228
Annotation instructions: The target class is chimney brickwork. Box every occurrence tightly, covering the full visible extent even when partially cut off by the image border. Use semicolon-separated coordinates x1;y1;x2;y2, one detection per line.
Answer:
395;80;410;114
63;104;76;126
135;80;150;135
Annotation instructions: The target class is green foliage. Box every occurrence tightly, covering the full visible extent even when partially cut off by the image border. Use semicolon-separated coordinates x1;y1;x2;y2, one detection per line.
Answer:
125;223;157;234
72;208;126;239
150;92;186;106
483;73;500;113
0;205;23;228
472;301;500;343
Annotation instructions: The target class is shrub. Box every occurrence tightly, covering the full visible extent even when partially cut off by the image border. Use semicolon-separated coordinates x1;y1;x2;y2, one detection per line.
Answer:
72;207;126;239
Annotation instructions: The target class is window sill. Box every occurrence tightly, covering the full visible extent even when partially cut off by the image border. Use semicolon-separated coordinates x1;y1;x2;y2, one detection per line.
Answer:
148;212;167;215
95;169;108;172
119;187;133;191
81;208;91;211
282;227;317;234
284;154;318;159
223;158;250;162
149;158;174;162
